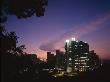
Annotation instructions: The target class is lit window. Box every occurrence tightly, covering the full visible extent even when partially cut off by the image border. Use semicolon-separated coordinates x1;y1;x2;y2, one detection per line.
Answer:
76;40;78;42
75;68;78;70
75;45;78;47
87;66;89;67
69;58;72;61
86;59;89;60
79;70;83;72
75;63;78;64
80;60;85;61
80;57;87;58
24;68;28;72
69;51;72;52
69;63;72;65
69;46;72;48
82;63;86;65
84;53;88;54
80;45;83;46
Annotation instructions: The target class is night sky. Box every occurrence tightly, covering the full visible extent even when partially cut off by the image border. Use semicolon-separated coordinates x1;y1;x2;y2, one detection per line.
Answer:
5;0;110;59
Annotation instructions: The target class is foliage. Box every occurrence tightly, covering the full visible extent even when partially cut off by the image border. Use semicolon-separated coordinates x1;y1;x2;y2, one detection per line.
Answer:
1;26;39;82
1;0;48;22
0;26;25;55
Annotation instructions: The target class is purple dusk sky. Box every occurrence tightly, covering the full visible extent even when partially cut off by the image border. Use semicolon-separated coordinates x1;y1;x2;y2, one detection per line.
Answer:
5;0;110;59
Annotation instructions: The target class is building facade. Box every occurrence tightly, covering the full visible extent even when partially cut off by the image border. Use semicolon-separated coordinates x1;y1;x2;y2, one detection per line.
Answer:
47;52;55;69
65;38;100;73
55;50;64;69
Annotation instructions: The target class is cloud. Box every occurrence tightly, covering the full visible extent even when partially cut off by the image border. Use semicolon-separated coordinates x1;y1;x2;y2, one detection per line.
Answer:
39;12;110;52
36;48;47;59
39;42;56;52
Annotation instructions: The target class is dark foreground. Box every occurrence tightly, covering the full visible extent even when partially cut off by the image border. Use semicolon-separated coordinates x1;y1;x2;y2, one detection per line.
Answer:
2;68;110;82
1;59;110;82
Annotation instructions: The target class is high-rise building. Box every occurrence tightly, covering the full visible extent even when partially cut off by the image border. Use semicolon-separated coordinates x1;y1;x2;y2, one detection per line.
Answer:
55;50;64;69
65;38;100;73
89;50;101;70
27;54;38;63
47;52;55;68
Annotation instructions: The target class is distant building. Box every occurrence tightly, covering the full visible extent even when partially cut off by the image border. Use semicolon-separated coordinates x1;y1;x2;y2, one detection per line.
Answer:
89;50;101;70
55;50;64;69
27;54;37;63
47;52;55;68
65;38;100;73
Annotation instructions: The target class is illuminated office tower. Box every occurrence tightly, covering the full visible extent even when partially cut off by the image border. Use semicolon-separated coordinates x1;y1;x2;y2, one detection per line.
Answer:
65;38;90;73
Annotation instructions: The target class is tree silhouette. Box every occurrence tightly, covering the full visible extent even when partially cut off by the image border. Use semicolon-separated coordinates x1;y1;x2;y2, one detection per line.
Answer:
1;1;49;82
1;0;48;22
1;26;41;82
0;26;25;55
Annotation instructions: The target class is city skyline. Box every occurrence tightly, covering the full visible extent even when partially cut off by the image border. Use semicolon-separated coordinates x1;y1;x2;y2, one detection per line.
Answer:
5;0;110;59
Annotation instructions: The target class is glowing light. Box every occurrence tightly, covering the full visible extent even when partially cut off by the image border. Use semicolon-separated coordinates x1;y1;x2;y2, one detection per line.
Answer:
80;60;85;61
75;45;78;47
85;41;87;43
69;50;72;52
66;40;69;43
80;70;83;71
80;57;87;58
86;59;89;60
69;58;72;61
67;67;72;73
75;68;78;70
84;53;88;54
76;40;78;42
72;37;76;41
24;68;28;72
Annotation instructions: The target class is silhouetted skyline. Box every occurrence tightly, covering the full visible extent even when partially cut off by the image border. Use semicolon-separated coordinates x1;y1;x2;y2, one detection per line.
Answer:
5;0;110;59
